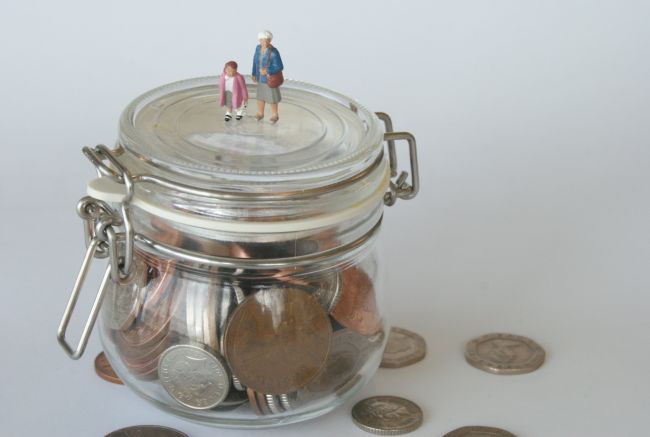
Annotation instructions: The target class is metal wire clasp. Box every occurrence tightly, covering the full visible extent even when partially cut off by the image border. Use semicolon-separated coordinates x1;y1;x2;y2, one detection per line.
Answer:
57;144;138;360
375;112;420;206
82;144;135;282
57;238;112;359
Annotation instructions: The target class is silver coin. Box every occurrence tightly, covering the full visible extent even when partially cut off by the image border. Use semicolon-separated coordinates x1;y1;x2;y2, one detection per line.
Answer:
278;392;297;411
159;344;230;409
380;327;426;369
311;271;342;313
351;396;423;435
465;333;545;375
184;280;219;353
212;389;249;410
265;393;284;415
102;259;147;331
231;374;246;391
305;329;382;394
105;425;188;437
443;426;516;437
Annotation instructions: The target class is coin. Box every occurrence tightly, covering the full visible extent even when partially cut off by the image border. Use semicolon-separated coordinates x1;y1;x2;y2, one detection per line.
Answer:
184;279;219;352
331;267;382;336
310;271;342;313
223;287;332;394
105;425;188;437
102;258;147;331
159;344;230;409
443;426;517;437
213;389;249;410
351;396;423;435
246;388;296;416
465;333;545;375
305;329;383;394
380;327;426;369
94;352;123;385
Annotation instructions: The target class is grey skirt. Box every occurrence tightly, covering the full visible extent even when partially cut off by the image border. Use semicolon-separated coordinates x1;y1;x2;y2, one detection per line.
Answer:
256;82;281;103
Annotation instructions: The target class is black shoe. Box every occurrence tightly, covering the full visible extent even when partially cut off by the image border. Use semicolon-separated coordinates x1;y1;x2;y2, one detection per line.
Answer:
225;114;232;122
236;115;243;120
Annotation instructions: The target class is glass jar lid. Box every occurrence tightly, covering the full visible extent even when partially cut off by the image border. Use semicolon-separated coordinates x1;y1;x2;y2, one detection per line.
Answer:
117;76;385;193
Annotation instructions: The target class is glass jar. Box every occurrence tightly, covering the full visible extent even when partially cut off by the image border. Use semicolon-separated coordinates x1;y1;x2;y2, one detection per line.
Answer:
57;76;419;428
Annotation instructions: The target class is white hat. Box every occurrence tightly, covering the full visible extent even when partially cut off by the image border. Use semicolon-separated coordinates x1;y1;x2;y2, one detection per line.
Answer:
257;30;273;41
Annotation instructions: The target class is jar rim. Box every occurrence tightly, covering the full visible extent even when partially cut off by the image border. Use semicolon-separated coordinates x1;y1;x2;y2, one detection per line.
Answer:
117;76;385;193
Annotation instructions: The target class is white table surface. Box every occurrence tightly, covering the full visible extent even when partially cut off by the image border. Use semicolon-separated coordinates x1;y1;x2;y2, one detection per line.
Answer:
1;1;649;436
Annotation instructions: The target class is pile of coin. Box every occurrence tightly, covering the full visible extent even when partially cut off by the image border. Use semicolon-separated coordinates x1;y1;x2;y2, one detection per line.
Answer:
108;255;179;381
100;248;386;416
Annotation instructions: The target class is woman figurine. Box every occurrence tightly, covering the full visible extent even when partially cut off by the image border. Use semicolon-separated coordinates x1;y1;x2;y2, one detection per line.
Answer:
251;30;284;124
219;60;248;122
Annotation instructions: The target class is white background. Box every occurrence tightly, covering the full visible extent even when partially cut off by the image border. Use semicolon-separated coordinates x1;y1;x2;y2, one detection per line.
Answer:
1;1;649;436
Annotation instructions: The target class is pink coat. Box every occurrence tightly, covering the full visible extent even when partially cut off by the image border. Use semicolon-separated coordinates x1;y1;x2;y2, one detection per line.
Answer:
219;72;248;108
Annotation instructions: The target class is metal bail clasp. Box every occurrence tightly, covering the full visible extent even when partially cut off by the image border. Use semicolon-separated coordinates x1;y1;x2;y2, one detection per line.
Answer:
375;112;420;206
57;237;112;359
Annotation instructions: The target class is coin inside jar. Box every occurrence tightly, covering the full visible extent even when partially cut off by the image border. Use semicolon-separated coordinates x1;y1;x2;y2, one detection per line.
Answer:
102;258;148;331
331;266;382;336
223;287;332;395
159;344;231;410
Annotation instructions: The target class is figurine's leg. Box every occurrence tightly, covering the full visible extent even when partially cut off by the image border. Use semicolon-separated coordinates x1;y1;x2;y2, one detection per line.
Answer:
256;99;265;121
235;106;244;120
269;103;279;124
225;106;232;122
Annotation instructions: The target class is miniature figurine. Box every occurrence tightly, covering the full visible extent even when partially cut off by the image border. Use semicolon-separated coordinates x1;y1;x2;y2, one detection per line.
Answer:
219;61;249;122
251;30;284;124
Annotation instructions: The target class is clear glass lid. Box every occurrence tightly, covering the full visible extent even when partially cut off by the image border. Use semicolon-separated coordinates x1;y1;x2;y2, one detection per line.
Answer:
117;76;385;192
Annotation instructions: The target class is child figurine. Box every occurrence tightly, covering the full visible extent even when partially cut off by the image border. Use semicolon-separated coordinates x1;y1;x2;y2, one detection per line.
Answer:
219;61;248;121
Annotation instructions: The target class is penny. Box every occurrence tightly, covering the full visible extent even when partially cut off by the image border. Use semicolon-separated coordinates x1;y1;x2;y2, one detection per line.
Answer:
465;333;545;375
117;275;177;349
102;258;148;331
159;344;230;409
443;426;517;437
94;352;123;385
331;267;382;336
351;396;423;435
305;329;383;394
105;425;188;437
223;287;332;394
380;327;426;369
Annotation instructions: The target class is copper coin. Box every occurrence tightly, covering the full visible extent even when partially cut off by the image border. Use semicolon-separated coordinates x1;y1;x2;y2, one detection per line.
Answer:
224;288;332;394
443;426;516;437
94;352;123;385
331;267;382;336
105;425;188;437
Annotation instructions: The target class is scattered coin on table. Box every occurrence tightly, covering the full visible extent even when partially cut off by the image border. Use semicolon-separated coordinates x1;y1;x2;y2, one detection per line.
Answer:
94;352;123;385
443;425;516;437
465;333;545;375
380;327;426;369
351;395;423;435
105;425;188;437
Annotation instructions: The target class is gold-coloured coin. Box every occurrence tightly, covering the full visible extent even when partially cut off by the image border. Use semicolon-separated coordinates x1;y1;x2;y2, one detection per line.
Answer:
223;288;331;394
